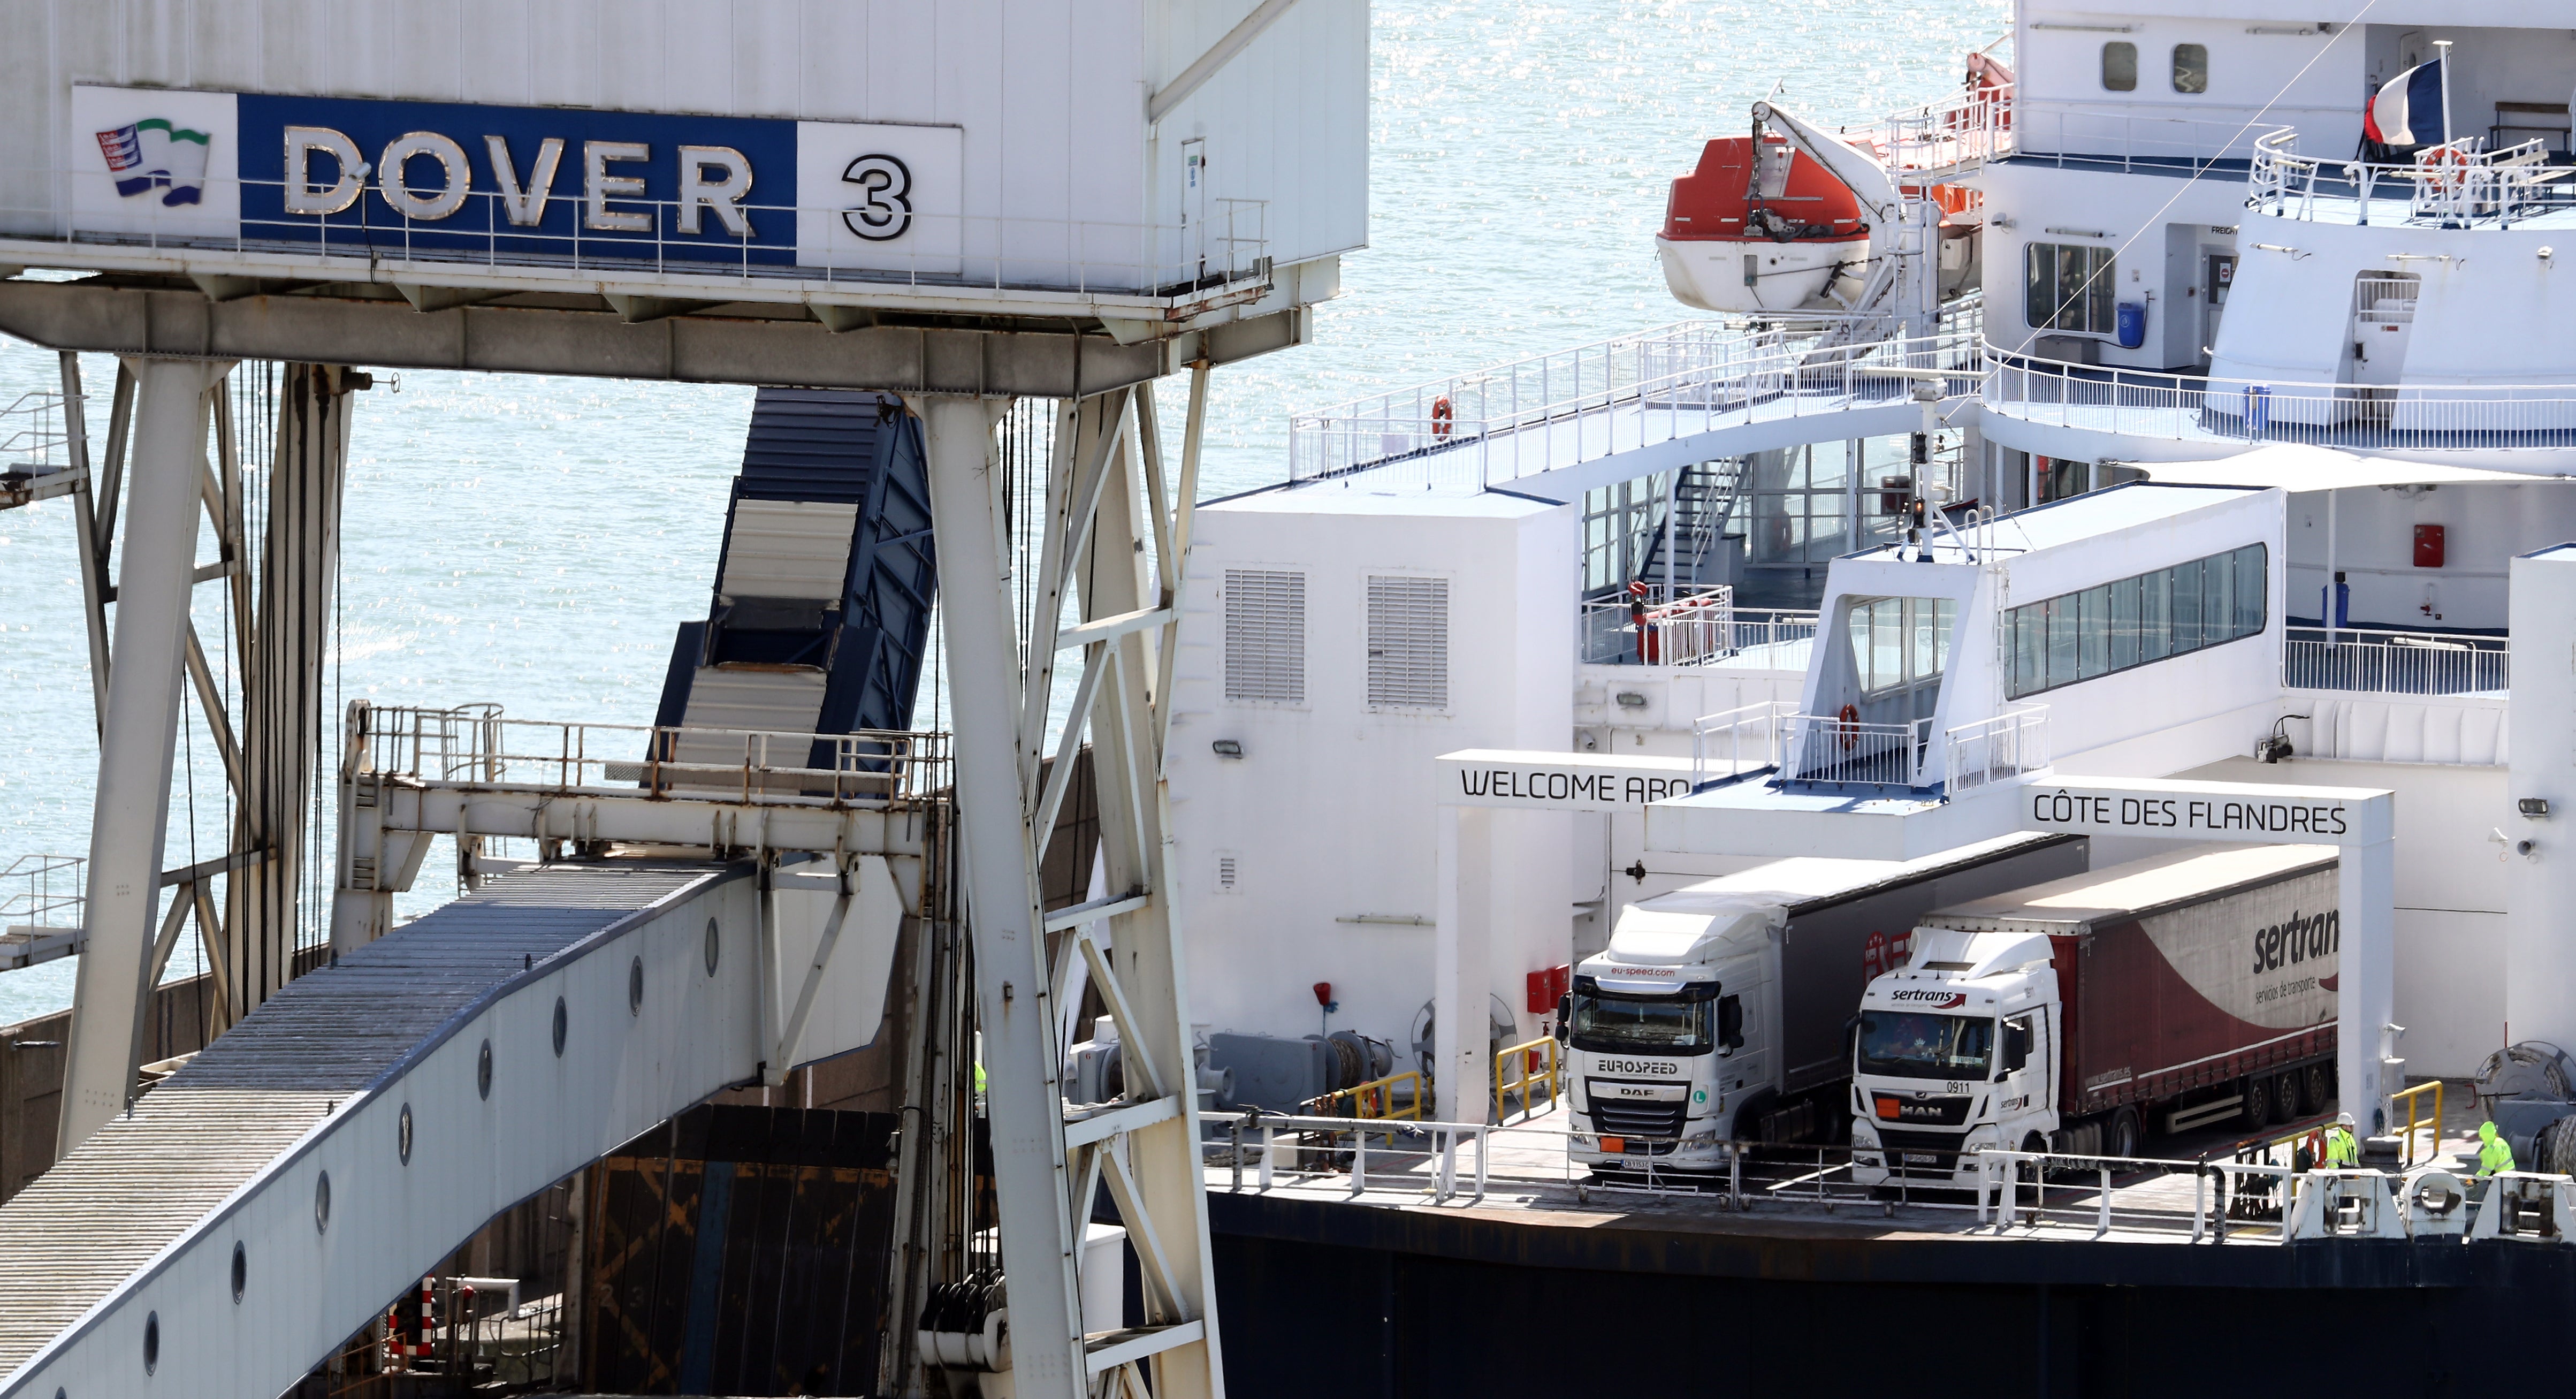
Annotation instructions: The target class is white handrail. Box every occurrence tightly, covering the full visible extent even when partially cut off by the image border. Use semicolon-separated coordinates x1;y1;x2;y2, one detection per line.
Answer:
1945;705;2048;792
1690;701;1795;786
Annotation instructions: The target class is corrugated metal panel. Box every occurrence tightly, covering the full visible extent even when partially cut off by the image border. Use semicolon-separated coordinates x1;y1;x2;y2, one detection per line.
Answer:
717;501;861;602
736;391;896;506
0;863;719;1375
679;670;832;744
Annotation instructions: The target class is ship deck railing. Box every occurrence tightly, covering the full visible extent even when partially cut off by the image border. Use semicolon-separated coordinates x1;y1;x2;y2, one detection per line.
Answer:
2282;625;2509;697
1203;1108;2540;1247
1581;591;1822;670
1984;349;2576;453
2252;126;2576;229
1286;300;1984;491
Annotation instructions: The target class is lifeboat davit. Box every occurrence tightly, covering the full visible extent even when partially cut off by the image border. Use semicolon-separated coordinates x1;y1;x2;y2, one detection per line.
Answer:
1656;136;1869;315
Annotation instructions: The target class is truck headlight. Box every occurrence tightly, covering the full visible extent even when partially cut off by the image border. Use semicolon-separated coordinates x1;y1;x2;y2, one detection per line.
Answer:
1851;1121;1880;1149
1963;1124;2001;1150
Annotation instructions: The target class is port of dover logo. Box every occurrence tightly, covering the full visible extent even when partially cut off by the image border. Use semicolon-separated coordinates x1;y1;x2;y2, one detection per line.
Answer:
95;119;211;207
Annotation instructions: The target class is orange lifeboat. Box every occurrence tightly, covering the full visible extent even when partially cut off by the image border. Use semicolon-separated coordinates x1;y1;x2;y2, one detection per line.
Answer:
1655;135;1869;315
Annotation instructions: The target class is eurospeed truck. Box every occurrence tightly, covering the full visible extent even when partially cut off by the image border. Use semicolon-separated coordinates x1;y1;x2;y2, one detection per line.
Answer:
1564;833;2087;1176
1850;843;2339;1187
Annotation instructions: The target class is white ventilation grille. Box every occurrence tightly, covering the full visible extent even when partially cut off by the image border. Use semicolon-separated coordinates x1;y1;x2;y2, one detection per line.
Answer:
1366;575;1450;710
1223;569;1306;704
1215;853;1240;894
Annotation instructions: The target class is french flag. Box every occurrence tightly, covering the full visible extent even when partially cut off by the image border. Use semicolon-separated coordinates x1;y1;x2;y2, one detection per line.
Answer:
2364;61;2446;147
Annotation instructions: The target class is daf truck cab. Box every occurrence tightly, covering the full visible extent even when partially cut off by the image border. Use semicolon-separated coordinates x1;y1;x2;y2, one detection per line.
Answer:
1564;834;2086;1177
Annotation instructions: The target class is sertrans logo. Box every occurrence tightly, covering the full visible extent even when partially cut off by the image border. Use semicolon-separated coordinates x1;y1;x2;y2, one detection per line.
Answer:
1888;988;1968;1009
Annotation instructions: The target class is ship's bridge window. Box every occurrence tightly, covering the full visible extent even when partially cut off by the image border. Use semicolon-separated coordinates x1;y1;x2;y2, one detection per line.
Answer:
2025;243;2116;336
2171;43;2208;94
2008;543;2268;699
2101;41;2138;92
1846;596;1956;696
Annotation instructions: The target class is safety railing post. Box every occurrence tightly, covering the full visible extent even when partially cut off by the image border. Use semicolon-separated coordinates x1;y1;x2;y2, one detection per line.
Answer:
1353;1129;1367;1195
1260;1124;1276;1190
2098;1164;2112;1234
1231;1119;1244;1192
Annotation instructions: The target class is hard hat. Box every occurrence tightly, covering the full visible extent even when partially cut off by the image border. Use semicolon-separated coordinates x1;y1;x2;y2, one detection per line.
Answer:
2480;1121;2499;1140
2335;1112;2354;1128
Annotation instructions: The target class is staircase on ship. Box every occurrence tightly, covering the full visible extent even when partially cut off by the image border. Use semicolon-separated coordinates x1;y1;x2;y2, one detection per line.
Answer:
653;390;938;773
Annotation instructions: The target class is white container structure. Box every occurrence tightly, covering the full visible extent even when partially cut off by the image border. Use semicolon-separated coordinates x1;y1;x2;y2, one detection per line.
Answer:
0;0;1366;330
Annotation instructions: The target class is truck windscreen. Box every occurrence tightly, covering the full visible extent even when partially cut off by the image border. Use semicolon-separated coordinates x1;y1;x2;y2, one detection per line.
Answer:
1857;1012;1994;1079
1569;991;1714;1055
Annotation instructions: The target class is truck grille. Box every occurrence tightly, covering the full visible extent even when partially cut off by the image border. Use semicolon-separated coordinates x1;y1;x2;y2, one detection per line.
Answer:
1870;1127;1970;1178
1587;1099;1686;1139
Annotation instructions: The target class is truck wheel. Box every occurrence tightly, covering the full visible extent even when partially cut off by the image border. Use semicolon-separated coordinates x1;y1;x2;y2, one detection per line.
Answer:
2272;1071;2299;1124
2240;1076;2272;1129
2109;1108;2142;1159
2305;1062;2331;1115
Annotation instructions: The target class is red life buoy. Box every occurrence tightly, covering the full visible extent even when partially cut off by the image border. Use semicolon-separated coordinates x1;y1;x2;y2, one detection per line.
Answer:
1837;703;1861;751
1431;396;1454;437
2418;144;2470;194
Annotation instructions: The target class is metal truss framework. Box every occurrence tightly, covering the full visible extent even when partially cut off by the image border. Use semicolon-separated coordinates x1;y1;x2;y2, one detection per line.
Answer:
912;376;1222;1399
47;352;361;1156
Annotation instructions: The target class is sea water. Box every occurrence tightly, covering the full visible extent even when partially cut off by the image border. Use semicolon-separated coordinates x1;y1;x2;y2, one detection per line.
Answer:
0;0;2006;1023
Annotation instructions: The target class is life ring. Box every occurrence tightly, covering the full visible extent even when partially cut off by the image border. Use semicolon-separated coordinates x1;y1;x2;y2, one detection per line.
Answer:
2418;143;2470;194
1836;703;1862;751
1431;396;1454;438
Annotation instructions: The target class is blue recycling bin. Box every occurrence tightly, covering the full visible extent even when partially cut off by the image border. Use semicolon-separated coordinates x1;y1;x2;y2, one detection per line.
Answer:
2116;301;2148;349
2245;383;2272;431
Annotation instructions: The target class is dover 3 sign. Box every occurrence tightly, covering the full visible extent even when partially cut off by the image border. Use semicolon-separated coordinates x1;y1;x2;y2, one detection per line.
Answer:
70;85;962;276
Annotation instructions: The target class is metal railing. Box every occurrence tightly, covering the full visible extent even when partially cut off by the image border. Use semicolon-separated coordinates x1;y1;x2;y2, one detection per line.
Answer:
2009;101;2298;170
1301;1069;1424;1126
2393;1081;2446;1169
0;392;78;476
1984;349;2576;452
346;701;948;808
1870;80;2015;175
2283;626;2509;696
1493;1038;1560;1126
1579;589;1822;671
1287;305;1985;489
1207;1112;1491;1203
2251;127;2569;228
1945;706;2048;792
1690;700;1795;786
31;169;1272;302
0;854;83;930
1781;712;1930;788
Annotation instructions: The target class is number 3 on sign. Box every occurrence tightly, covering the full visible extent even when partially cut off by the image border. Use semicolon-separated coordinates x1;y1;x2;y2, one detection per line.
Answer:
841;155;913;241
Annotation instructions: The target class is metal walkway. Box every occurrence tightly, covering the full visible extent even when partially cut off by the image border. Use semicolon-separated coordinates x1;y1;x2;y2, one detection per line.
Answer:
1284;310;1982;501
0;857;898;1398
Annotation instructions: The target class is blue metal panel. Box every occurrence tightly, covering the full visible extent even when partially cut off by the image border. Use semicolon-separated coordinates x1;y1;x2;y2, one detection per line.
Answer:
652;389;936;752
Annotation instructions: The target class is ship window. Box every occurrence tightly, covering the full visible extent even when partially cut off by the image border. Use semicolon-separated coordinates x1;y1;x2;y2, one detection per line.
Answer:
2024;243;2117;336
1845;596;1955;696
1224;569;1306;705
2171;43;2208;94
2101;41;2138;92
1366;574;1450;711
2006;543;2269;698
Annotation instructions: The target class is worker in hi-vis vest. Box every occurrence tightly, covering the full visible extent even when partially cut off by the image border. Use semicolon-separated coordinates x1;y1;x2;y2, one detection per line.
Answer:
2323;1112;2360;1169
2478;1121;2518;1177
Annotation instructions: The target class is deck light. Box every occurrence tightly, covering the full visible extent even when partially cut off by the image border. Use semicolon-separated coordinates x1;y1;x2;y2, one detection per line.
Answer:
2520;797;2551;818
1211;739;1244;757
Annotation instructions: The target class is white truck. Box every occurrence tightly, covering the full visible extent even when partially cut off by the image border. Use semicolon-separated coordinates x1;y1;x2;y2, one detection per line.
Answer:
1563;833;2087;1177
1849;843;2341;1189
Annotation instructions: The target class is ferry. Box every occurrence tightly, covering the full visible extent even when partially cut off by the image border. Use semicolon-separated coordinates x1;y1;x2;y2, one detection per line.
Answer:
0;1;2572;1397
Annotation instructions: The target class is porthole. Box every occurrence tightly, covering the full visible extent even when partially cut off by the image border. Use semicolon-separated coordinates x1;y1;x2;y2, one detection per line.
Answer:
629;955;644;1015
704;917;720;976
477;1039;493;1100
142;1311;158;1374
230;1241;246;1302
552;996;568;1057
398;1104;414;1165
314;1171;332;1233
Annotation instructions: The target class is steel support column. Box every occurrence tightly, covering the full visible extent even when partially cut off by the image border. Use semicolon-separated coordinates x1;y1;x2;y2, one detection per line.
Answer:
58;355;235;1154
223;366;352;1024
912;395;1088;1399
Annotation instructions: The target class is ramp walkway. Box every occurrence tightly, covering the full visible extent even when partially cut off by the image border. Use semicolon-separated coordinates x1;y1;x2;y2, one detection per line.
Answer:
1284;308;1981;501
0;857;894;1399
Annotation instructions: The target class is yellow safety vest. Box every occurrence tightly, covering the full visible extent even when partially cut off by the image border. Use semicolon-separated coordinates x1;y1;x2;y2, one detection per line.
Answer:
2323;1127;2358;1167
2480;1134;2517;1175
